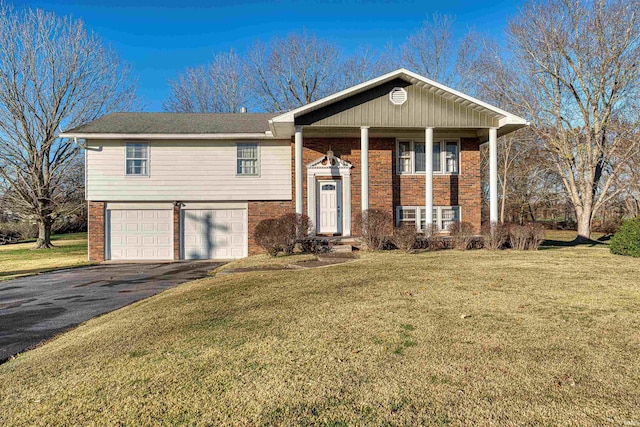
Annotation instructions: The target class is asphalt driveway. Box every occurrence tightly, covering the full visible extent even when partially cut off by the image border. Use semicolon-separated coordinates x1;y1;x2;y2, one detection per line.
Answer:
0;261;221;362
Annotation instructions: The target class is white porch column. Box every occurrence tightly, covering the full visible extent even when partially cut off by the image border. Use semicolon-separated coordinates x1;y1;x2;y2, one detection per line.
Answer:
360;126;369;211
489;127;499;224
295;126;303;214
425;127;434;231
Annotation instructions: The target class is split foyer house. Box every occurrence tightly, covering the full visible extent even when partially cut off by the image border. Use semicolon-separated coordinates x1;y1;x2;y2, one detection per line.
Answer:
60;68;529;262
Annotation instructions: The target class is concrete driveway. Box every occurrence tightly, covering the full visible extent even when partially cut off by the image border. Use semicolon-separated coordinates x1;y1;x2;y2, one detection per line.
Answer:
0;261;221;362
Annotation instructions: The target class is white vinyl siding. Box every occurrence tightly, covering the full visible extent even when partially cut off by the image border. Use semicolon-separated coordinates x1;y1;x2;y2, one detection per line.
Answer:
236;143;259;176
86;140;291;201
396;139;459;175
396;206;460;232
125;143;148;176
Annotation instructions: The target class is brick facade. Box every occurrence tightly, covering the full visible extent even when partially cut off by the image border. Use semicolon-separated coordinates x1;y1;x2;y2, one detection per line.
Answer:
88;201;105;262
248;200;295;255
292;136;482;234
87;136;482;261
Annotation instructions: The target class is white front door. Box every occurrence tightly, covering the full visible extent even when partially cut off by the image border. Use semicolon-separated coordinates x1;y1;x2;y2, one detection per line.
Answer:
317;179;342;235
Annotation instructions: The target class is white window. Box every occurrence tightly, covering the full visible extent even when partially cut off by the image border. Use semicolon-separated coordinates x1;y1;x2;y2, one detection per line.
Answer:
396;206;460;232
396;139;459;175
398;207;417;227
398;141;412;173
125;143;148;176
445;141;459;174
236;143;259;176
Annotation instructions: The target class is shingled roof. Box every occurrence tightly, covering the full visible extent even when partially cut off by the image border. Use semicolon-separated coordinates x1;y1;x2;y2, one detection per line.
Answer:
64;112;277;135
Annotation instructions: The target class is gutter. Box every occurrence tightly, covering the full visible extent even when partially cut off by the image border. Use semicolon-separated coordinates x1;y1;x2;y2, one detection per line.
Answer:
58;132;279;140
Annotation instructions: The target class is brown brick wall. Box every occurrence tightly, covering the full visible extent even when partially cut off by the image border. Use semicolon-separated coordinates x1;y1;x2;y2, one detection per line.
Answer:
88;201;105;262
394;138;481;232
459;138;482;233
248;200;294;255
292;137;395;233
292;136;482;234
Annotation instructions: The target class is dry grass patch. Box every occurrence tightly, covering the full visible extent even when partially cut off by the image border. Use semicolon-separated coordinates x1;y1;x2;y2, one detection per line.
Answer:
1;245;639;425
0;233;89;280
213;253;317;273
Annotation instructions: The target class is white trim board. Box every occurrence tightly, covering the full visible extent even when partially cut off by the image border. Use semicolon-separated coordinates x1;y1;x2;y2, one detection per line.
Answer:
271;68;529;128
306;155;353;237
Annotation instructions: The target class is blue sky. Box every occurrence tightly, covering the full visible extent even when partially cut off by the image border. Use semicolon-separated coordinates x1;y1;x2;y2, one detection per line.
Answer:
13;0;522;111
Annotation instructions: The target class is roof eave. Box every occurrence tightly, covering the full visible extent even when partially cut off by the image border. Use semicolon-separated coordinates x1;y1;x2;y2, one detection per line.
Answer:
271;68;530;130
58;132;279;140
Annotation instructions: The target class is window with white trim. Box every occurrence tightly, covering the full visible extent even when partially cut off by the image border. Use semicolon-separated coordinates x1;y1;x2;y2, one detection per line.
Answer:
396;206;460;232
125;143;148;176
396;139;459;175
236;143;259;176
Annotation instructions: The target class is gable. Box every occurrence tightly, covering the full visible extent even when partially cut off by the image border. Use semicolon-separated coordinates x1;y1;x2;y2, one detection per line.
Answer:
295;78;500;129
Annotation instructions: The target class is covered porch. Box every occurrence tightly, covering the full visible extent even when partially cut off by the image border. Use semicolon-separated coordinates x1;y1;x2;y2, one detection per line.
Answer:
268;68;529;236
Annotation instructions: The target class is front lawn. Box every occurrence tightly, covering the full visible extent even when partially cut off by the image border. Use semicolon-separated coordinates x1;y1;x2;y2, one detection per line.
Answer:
1;243;639;425
0;232;89;280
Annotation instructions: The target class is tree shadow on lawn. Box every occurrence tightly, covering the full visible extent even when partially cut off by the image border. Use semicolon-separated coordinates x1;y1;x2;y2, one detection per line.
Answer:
540;234;611;250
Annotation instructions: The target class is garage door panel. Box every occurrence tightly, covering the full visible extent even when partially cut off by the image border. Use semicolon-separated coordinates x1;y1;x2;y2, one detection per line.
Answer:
231;222;245;232
108;209;173;261
183;208;246;260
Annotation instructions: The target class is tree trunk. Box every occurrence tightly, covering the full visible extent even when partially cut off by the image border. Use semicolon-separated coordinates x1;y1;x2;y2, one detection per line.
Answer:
576;209;593;242
35;217;53;249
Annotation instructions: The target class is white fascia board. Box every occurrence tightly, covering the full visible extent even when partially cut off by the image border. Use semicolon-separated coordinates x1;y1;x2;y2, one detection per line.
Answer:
272;67;530;129
58;132;276;140
498;116;531;127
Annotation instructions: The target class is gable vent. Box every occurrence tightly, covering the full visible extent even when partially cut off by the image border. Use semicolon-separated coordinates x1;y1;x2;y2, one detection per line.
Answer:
389;87;408;105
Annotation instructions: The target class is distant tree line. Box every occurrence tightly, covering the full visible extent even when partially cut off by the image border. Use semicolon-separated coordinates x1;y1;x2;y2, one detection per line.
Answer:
0;0;638;248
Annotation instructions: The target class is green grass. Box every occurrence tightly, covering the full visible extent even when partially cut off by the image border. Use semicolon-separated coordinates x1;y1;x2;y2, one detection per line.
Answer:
1;239;639;426
0;232;90;280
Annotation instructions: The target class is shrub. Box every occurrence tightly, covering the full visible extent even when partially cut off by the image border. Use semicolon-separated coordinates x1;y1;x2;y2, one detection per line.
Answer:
253;218;283;256
298;238;330;254
508;224;529;250
278;213;312;255
508;223;545;250
481;222;509;250
449;222;477;250
392;225;418;252
254;214;313;256
0;221;38;242
610;217;640;257
526;222;546;250
597;219;622;235
355;209;393;250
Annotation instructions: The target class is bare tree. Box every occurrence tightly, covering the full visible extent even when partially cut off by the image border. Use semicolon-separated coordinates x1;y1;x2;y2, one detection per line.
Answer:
400;14;480;93
245;30;343;111
0;4;137;248
472;0;640;240
402;14;455;84
340;44;399;88
164;49;248;113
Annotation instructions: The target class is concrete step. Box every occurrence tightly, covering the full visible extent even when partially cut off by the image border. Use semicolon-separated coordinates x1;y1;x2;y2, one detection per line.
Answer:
331;244;353;253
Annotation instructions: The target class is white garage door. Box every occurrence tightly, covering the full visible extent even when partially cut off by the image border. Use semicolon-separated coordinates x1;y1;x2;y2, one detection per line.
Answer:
183;209;247;260
108;209;173;260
